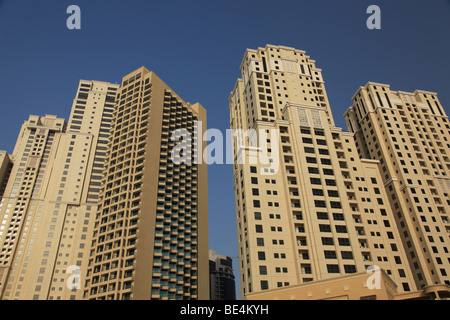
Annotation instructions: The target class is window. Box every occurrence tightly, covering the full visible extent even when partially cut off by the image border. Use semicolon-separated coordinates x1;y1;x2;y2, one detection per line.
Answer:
315;200;326;208
333;213;344;221
308;167;319;174
251;177;258;184
328;190;339;197
330;201;342;209
317;212;328;219
258;252;266;260
312;189;324;196
314;129;325;136
319;224;331;232
344;265;357;273
327;264;340;273
341;251;353;259
259;266;267;275
324;251;337;259
260;281;269;290
322;237;334;245
301;128;311;134
256;238;264;246
306;157;317;163
255;225;263;233
310;178;321;185
338;238;351;246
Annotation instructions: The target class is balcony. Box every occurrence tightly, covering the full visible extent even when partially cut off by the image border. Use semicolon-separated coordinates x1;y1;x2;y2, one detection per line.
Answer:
356;227;365;236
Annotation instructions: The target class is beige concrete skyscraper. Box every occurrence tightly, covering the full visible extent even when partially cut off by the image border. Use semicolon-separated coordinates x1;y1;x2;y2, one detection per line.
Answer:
229;45;418;299
0;80;119;300
83;67;209;300
344;83;450;290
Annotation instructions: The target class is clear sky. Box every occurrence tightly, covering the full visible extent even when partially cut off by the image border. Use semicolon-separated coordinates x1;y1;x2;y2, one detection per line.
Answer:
1;0;449;299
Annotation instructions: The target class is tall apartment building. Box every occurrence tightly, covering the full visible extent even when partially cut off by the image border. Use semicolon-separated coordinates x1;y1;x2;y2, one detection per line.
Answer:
344;83;450;290
83;67;209;300
229;45;417;299
0;80;120;300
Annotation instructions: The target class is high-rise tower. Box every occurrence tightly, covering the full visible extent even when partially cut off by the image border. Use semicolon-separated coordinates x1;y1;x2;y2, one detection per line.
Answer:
229;45;416;299
344;82;450;290
84;67;209;300
0;80;119;300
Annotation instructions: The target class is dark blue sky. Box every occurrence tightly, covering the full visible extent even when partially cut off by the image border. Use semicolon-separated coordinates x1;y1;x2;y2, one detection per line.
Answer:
1;0;449;298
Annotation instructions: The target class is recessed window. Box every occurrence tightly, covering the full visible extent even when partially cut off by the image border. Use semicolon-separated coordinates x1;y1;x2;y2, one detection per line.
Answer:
322;237;334;245
312;189;324;196
324;251;337;259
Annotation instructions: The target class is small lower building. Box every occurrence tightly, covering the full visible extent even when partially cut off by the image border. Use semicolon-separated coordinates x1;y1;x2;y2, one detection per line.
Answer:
209;250;236;300
245;269;450;300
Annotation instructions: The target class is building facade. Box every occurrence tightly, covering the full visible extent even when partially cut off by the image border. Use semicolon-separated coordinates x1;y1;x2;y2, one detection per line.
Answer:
83;67;209;300
229;45;417;298
209;250;236;300
0;151;12;198
344;82;450;290
0;79;120;300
